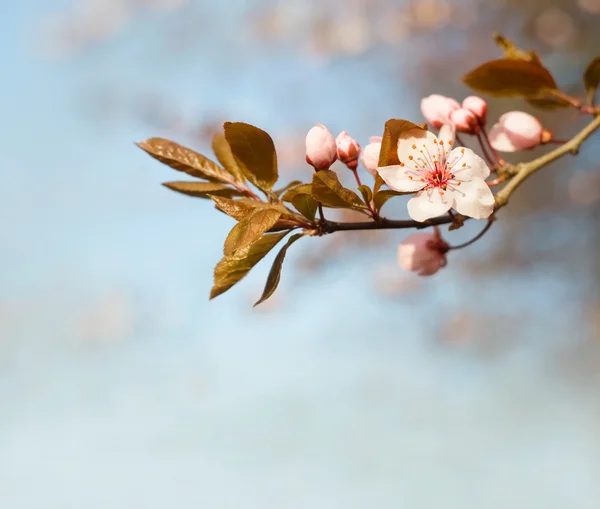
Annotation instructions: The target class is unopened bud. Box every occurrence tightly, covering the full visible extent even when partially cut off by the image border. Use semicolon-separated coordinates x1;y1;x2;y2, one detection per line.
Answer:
305;123;337;170
461;96;488;124
335;131;361;170
488;111;544;152
421;94;461;128
449;108;479;134
397;232;448;276
361;136;382;176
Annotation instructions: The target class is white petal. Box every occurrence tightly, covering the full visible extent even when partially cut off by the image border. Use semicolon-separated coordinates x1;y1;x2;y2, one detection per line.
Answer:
488;123;519;152
448;147;490;180
438;123;456;146
396;129;441;168
452;178;495;219
407;188;452;222
378;165;425;192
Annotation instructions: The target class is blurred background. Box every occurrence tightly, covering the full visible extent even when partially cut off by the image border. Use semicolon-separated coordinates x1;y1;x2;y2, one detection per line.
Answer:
2;0;600;507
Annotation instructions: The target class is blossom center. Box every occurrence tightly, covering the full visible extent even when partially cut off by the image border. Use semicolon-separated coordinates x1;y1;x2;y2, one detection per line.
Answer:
425;163;453;190
402;140;467;194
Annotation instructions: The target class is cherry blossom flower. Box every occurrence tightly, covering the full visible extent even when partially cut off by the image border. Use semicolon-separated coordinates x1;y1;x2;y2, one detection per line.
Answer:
361;136;382;176
377;125;495;222
305;123;337;170
397;231;448;276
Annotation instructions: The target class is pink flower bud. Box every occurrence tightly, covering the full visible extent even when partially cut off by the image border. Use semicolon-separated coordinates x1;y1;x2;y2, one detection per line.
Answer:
361;136;382;176
420;94;461;128
488;111;543;152
335;131;361;170
449;108;479;134
305;123;337;170
397;232;448;277
461;96;488;124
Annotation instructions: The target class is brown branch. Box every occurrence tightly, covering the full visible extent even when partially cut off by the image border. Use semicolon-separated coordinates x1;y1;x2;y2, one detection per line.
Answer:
316;113;600;235
320;214;455;234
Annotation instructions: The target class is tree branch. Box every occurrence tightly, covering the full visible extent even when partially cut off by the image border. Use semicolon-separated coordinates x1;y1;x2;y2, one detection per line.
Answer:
320;214;455;234
317;114;600;235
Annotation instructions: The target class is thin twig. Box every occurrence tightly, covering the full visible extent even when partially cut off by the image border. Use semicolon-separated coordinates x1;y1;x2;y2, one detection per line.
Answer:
479;126;505;166
317;203;325;224
447;217;495;250
351;168;378;219
476;131;496;167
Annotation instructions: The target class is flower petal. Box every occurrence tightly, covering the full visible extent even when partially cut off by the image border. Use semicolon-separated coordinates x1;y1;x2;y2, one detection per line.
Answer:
378;165;426;192
451;178;495;219
448;147;490;180
407;188;452;222
438;123;456;146
488;123;520;152
396;129;440;169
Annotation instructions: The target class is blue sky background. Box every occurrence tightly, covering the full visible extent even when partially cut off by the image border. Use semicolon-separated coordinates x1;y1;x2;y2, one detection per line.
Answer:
2;1;600;508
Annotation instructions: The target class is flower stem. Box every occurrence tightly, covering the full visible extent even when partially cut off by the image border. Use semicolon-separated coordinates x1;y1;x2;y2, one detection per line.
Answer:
351;168;378;219
317;203;325;224
479;126;505;166
447;217;495;251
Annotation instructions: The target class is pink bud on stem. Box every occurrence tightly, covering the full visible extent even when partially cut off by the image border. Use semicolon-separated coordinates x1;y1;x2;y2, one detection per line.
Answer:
361;136;382;176
335;131;361;171
305;123;337;170
420;94;461;128
488;111;545;152
397;230;449;276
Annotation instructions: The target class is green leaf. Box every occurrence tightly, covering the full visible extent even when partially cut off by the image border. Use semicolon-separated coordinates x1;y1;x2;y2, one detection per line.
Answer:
584;56;600;95
162;181;243;199
357;185;373;205
223;207;282;256
291;193;317;221
274;180;304;197
211;132;246;183
281;183;313;202
211;196;270;221
223;122;278;192
462;59;558;98
254;233;304;306
137;138;233;183
373;190;408;212
377;119;427;167
210;231;289;299
311;170;366;210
